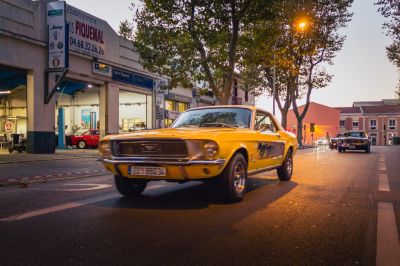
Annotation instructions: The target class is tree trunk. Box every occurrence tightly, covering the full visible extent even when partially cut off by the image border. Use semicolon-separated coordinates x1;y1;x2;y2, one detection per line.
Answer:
280;109;288;130
296;117;303;147
217;90;231;105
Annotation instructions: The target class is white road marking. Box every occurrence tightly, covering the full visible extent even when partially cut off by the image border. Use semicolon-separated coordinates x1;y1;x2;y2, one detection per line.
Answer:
0;193;120;222
378;174;390;192
379;162;387;171
0;183;170;222
376;202;400;266
56;183;112;191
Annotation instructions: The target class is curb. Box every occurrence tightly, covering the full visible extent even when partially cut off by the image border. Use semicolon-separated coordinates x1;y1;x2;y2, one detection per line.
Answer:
0;169;107;187
0;155;98;165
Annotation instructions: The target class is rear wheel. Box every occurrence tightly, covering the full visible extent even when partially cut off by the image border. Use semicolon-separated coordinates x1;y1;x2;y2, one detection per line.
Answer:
277;149;293;181
218;153;247;203
114;175;147;197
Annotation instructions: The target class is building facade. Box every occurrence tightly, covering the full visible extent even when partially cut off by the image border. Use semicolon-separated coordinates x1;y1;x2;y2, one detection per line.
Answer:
337;100;400;145
287;102;340;145
0;0;254;154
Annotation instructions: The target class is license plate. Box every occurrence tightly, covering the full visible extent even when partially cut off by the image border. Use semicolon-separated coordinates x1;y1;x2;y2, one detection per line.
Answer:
349;145;355;149
129;166;166;176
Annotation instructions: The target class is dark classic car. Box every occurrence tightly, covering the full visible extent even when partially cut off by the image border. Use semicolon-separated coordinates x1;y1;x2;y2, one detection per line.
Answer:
329;133;344;149
337;131;371;153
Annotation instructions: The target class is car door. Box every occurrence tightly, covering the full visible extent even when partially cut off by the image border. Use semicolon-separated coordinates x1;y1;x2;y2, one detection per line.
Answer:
254;111;285;170
92;130;100;146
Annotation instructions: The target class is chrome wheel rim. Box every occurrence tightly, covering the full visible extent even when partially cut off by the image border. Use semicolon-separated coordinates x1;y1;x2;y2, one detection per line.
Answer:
233;162;246;194
286;155;293;175
79;141;85;148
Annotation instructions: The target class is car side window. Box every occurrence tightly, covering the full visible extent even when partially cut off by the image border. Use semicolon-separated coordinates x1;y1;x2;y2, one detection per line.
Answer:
254;112;277;133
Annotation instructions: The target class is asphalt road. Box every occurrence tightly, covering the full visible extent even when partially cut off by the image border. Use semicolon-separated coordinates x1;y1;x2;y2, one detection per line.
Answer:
0;146;399;265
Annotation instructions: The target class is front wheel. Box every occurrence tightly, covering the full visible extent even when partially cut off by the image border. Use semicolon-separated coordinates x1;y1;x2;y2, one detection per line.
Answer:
365;146;370;153
77;140;86;149
277;149;293;181
218;153;247;203
114;175;147;197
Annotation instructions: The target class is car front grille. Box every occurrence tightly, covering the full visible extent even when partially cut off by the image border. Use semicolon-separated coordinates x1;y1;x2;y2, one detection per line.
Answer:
114;139;188;157
343;139;364;144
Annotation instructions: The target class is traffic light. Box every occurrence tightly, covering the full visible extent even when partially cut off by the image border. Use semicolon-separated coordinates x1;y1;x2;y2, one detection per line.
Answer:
310;123;315;133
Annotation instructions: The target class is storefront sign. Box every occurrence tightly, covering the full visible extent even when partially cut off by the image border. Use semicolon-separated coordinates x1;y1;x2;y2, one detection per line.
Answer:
66;5;106;58
47;1;68;70
5;121;13;133
165;110;180;120
165;93;192;103
92;62;111;77
112;69;154;90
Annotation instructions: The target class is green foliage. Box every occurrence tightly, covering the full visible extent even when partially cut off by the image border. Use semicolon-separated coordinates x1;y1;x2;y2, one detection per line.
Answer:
376;0;400;98
241;0;352;132
133;0;275;104
119;19;134;40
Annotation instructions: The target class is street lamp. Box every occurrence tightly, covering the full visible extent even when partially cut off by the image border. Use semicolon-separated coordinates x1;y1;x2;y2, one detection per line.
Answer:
271;19;309;117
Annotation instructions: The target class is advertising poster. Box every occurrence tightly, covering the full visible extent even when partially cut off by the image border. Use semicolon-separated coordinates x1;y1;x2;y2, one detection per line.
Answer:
81;109;91;129
47;1;68;69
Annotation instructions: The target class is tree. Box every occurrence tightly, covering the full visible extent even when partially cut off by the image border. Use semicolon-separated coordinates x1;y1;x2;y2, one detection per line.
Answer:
290;0;352;146
240;0;322;129
119;19;134;40
376;0;400;98
133;0;275;104
241;1;352;141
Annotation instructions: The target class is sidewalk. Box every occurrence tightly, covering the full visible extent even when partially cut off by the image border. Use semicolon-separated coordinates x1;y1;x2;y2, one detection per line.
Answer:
0;148;99;164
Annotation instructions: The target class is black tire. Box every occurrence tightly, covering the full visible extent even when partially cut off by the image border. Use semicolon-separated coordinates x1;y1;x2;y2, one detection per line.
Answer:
114;175;147;197
8;147;13;153
77;140;86;149
218;153;247;203
277;149;293;181
366;146;370;153
338;147;343;153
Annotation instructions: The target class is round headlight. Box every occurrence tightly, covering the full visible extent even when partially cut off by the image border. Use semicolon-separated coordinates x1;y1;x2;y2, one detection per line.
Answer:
203;141;218;157
99;141;111;156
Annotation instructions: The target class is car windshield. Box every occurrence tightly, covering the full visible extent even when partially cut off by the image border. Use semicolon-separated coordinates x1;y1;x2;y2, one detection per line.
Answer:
171;108;252;128
344;132;365;138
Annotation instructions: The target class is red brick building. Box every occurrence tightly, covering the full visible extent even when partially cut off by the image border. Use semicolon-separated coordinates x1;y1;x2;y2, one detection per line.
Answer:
287;102;340;145
337;100;400;145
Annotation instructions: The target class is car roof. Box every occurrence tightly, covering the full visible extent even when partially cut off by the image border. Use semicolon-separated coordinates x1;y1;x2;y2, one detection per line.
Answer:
188;105;256;111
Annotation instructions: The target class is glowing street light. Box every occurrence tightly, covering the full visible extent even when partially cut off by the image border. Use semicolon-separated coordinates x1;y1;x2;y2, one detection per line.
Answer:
272;18;310;116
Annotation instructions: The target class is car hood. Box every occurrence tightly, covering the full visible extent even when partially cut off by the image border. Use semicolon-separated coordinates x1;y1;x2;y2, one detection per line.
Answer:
104;127;253;141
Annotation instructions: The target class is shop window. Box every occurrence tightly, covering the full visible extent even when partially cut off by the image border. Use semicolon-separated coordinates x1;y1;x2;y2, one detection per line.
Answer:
370;119;377;130
178;102;188;113
165;119;174;127
389;119;396;130
165;100;174;111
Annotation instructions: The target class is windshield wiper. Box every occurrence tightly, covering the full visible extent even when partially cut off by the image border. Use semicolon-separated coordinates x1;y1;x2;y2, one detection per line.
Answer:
202;122;237;128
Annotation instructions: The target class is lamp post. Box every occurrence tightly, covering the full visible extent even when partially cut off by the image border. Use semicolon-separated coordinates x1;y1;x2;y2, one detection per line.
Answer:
271;19;308;117
272;36;282;116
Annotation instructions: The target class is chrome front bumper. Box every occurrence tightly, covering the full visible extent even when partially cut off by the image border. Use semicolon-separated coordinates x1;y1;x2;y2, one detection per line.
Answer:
98;157;227;166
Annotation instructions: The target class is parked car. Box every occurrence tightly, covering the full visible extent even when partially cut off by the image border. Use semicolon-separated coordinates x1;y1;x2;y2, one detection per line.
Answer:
99;105;298;202
337;131;371;153
70;130;99;149
316;137;329;146
329;133;344;149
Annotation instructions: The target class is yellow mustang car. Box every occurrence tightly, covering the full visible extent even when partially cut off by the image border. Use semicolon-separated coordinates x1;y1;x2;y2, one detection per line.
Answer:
99;105;298;202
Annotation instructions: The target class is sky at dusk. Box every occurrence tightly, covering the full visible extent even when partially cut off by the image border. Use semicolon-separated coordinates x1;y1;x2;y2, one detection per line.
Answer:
66;0;398;118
